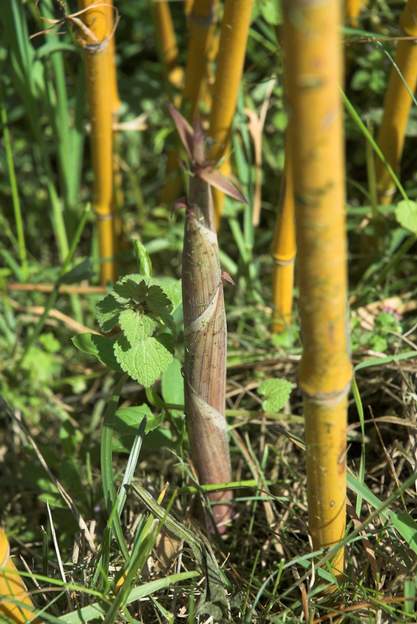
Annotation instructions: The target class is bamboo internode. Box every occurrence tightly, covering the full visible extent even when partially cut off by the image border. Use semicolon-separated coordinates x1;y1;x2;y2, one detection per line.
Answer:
183;0;218;118
376;0;417;204
78;0;116;284
209;0;253;223
272;139;296;333
283;0;352;573
105;0;121;114
152;0;183;90
346;0;366;26
0;529;36;623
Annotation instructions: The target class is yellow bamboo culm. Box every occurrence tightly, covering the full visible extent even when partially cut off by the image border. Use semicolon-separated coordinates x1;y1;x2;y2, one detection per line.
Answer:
79;0;116;284
184;0;194;17
283;0;352;575
0;529;36;622
208;0;254;224
272;140;296;333
183;0;218;118
376;0;417;205
105;0;121;113
345;0;365;27
105;0;124;248
152;1;184;91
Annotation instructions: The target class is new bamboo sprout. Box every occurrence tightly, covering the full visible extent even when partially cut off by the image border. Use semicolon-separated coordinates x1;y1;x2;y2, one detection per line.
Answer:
272;140;295;333
169;107;246;532
376;0;417;204
78;0;116;284
0;529;35;623
283;0;352;573
209;0;253;224
183;0;218;118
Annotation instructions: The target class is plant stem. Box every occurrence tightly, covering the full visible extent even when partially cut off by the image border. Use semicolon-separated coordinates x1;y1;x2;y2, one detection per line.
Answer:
152;0;183;91
182;169;232;533
375;0;417;204
283;0;352;575
19;208;90;365
272;136;295;333
78;0;116;284
1;104;28;280
208;0;253;225
183;0;218;118
345;0;366;26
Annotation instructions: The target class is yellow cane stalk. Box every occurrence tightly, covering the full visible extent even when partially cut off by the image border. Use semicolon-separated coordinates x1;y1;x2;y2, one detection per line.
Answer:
105;0;121;113
78;0;116;284
272;140;295;333
105;1;123;248
183;0;218;118
152;0;184;91
283;0;352;574
208;0;253;223
184;0;194;17
345;0;366;26
376;0;417;204
0;529;36;623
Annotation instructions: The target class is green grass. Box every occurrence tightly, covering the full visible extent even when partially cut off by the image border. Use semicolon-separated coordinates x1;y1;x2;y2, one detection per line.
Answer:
1;0;417;622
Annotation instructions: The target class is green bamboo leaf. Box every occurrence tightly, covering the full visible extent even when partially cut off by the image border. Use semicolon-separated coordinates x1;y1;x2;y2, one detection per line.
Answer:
258;378;295;413
347;474;417;555
395;200;417;234
59;571;199;623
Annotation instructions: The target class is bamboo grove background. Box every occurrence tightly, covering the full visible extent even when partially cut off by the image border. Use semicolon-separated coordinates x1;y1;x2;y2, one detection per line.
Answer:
1;0;417;621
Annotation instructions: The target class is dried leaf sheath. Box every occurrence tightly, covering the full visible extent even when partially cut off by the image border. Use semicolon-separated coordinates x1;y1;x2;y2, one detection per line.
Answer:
182;174;232;533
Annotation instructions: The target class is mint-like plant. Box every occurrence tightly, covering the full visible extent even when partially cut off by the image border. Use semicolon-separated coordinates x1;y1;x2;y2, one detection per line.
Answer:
74;273;181;388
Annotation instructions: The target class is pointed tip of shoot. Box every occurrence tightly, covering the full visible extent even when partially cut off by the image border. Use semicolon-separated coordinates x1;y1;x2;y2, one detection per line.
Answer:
167;103;194;160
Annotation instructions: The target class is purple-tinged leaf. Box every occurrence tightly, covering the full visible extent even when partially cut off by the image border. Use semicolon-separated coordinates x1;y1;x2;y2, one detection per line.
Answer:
197;167;247;204
221;271;235;286
168;104;194;159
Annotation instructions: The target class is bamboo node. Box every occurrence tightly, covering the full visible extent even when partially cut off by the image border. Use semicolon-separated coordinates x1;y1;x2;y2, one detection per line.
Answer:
301;380;351;407
83;36;111;54
94;211;115;221
272;252;296;267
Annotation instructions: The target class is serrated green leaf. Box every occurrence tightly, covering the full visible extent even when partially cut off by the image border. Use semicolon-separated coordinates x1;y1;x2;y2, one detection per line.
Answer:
114;334;173;387
113;277;148;302
72;333;122;372
119;309;156;343
155;277;182;310
258;378;295;413
96;294;123;332
395;200;417;234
